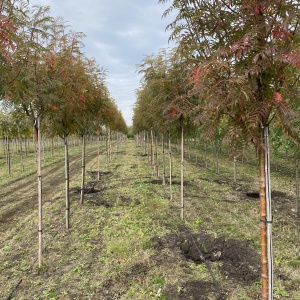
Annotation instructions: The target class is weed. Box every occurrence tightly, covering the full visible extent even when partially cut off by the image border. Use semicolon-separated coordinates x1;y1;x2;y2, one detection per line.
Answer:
273;286;289;298
43;289;58;299
288;259;300;267
153;277;165;286
80;233;91;241
73;265;86;276
2;245;12;251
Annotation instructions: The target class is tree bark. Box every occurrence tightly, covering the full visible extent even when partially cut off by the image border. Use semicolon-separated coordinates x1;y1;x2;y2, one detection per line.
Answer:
155;134;159;177
161;133;166;186
80;132;86;205
233;156;237;183
97;134;101;181
64;133;70;229
258;141;268;300
259;125;273;300
34;116;43;268
296;155;299;217
18;126;24;172
168;130;173;201
150;128;154;167
180;124;184;220
6;135;11;176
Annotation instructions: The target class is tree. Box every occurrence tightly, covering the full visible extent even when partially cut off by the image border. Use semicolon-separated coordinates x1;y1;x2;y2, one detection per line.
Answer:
160;1;300;298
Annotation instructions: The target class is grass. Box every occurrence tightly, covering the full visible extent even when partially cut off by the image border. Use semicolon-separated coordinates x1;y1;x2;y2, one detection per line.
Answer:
0;137;299;299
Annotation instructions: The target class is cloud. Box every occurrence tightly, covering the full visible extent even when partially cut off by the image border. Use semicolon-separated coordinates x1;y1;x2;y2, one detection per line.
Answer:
29;0;176;126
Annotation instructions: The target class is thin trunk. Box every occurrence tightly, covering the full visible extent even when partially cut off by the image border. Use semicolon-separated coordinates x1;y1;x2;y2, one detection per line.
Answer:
204;142;208;168
180;125;184;220
296;156;299;216
80;133;86;205
144;131;147;155
6;136;11;176
155;134;159;177
147;131;150;165
64;133;70;229
215;140;219;174
168;131;173;201
259;125;274;300
233;156;237;183
151;128;154;167
106;131;109;169
264;126;273;300
259;142;268;300
2;137;5;156
18;127;24;172
35;116;43;268
24;138;28;157
109;129;112;162
162;133;166;186
97;134;101;181
51;138;54;160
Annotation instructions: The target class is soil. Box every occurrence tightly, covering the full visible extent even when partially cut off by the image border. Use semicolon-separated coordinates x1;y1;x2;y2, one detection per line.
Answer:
151;229;260;299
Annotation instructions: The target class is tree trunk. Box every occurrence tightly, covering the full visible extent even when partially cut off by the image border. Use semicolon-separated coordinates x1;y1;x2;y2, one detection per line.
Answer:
6;135;11;176
264;126;273;300
97;134;101;181
34;116;43;269
259;125;273;300
258;141;268;300
155;134;159;177
161;133;166;186
80;132;86;205
168;131;173;201
233;156;237;183
296;155;299;217
204;142;208;169
215;139;219;174
109;130;112;162
51;138;54;160
144;131;147;155
180;124;184;220
150;128;154;167
18;126;24;172
64;133;70;229
147;131;150;165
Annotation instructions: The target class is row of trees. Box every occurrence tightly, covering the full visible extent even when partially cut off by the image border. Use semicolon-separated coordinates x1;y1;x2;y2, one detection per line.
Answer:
0;0;127;268
133;1;300;299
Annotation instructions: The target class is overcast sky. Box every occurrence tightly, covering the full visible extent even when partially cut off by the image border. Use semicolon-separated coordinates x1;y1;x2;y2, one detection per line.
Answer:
28;0;176;126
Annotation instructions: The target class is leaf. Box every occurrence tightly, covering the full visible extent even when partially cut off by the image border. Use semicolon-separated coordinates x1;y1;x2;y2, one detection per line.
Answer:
273;91;282;103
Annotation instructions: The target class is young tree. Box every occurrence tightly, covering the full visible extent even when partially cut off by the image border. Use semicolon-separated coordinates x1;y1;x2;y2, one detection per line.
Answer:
161;1;300;298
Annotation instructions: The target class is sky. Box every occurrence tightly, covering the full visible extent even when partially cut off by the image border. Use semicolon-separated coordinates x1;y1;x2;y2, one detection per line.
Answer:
28;0;176;126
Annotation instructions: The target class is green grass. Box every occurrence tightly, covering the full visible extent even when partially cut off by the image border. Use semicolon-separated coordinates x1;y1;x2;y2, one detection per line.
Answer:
0;138;299;299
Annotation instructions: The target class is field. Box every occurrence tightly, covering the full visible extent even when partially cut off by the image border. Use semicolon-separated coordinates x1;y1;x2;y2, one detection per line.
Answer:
0;138;299;299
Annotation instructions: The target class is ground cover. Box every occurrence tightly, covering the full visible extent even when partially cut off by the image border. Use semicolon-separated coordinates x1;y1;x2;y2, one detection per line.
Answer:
0;139;299;299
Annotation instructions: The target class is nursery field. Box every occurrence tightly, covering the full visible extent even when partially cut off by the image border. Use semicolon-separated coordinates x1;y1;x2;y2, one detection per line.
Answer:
0;139;299;300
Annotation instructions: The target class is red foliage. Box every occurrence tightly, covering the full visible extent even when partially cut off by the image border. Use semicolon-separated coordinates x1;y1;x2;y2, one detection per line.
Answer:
0;17;15;53
79;95;87;103
49;105;58;110
274;91;282;103
190;67;207;87
272;26;291;42
4;91;12;100
170;108;177;117
285;51;300;68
